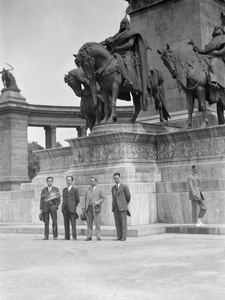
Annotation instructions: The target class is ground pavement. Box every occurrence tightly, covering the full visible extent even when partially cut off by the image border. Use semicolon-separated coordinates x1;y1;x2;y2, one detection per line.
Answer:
0;233;225;300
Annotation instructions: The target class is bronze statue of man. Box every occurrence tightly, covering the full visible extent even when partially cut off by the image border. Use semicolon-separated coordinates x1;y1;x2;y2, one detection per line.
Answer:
100;15;150;110
193;24;225;92
0;66;20;91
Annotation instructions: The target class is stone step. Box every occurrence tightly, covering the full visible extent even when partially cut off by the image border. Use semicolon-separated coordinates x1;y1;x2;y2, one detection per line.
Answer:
0;223;224;237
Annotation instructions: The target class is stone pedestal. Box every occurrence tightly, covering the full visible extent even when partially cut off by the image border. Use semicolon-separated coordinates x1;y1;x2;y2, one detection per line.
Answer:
0;90;29;190
3;123;224;226
64;123;177;226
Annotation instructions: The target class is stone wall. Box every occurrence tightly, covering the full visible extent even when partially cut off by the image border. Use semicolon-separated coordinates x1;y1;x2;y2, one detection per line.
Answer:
12;123;225;226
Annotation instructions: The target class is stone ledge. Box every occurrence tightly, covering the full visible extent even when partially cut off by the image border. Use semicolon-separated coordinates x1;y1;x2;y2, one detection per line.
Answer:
0;223;224;237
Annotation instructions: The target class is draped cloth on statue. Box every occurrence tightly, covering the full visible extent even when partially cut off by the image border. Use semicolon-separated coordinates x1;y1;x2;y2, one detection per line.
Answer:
204;35;225;88
105;29;149;111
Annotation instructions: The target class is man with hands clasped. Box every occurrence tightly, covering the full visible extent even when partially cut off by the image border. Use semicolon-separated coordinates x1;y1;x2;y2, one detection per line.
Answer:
83;177;105;241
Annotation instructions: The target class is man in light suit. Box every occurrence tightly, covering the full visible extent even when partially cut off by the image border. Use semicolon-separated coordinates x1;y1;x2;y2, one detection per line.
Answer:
40;176;60;240
111;172;131;241
62;176;80;240
187;165;207;226
83;177;105;241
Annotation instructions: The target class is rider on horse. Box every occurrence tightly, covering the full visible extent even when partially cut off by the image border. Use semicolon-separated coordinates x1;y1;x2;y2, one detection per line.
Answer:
193;24;225;97
100;15;150;111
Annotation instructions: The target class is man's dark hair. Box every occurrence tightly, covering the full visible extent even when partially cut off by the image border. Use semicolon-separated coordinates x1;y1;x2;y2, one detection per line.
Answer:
113;172;121;177
91;177;97;182
192;165;198;170
46;176;54;181
66;175;74;181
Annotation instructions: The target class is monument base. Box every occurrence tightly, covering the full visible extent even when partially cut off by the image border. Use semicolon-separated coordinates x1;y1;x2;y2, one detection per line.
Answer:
1;123;224;228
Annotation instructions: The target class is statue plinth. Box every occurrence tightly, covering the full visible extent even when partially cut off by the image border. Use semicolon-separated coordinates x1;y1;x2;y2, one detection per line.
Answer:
0;89;26;104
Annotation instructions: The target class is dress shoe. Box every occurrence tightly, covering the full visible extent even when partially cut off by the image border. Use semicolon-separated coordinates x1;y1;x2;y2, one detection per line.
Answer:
120;238;126;241
43;237;49;240
53;237;57;240
97;237;101;241
73;237;77;240
62;238;70;240
113;238;121;241
85;237;92;241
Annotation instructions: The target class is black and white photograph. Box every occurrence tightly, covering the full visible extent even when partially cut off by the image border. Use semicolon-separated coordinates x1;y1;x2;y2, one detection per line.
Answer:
0;1;225;299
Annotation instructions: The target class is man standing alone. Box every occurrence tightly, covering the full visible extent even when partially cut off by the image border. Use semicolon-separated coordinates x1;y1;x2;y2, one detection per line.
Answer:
83;177;105;241
62;176;80;240
40;177;60;240
187;165;207;226
112;172;131;241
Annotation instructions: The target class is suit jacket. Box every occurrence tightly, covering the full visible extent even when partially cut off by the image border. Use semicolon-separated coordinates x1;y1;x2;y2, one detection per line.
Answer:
187;173;204;201
62;186;80;213
111;183;131;212
40;186;60;212
83;186;105;212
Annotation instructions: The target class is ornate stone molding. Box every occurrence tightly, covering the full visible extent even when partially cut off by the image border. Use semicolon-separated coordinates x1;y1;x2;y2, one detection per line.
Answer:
157;136;225;160
40;155;74;171
72;142;156;164
126;0;174;14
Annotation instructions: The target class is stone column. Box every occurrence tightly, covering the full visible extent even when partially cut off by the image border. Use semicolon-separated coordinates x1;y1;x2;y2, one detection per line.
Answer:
44;126;57;148
0;90;30;190
50;125;57;148
44;126;51;149
77;126;87;137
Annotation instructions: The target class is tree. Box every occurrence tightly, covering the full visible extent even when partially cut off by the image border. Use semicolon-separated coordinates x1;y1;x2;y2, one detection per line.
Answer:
28;141;44;180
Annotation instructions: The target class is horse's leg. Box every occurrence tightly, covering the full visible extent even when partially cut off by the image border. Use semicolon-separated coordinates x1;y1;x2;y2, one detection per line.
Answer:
106;82;119;123
94;98;101;126
100;91;109;124
183;92;194;129
217;100;225;125
153;90;164;122
130;93;141;123
197;86;208;128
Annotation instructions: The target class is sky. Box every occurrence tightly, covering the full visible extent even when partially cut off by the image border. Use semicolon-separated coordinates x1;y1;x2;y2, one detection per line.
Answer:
0;0;129;146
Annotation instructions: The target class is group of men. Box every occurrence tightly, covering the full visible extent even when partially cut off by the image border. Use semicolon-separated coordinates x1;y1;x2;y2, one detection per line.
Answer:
39;173;131;241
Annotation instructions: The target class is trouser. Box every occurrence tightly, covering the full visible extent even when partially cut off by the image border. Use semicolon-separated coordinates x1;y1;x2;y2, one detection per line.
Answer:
43;206;58;238
113;205;127;239
62;205;77;239
191;200;207;223
86;205;101;238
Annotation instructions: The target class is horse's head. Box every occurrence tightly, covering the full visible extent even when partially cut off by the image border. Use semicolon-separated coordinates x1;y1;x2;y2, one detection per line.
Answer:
157;44;177;79
74;43;98;80
64;72;73;84
64;70;84;97
74;43;105;107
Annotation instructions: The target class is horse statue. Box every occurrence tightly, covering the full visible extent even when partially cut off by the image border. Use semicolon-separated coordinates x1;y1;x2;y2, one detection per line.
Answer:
64;68;104;131
158;44;225;128
74;42;170;125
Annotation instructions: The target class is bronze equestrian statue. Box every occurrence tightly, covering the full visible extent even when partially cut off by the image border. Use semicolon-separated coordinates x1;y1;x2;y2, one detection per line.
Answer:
64;68;104;131
158;43;225;128
74;16;170;124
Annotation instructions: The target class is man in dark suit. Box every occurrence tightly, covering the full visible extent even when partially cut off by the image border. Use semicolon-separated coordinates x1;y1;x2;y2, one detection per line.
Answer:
62;176;80;240
40;176;60;240
111;172;131;241
82;177;105;241
187;165;207;226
